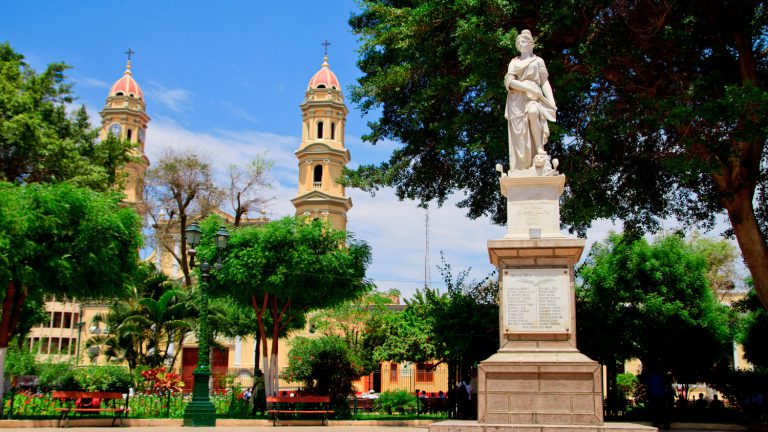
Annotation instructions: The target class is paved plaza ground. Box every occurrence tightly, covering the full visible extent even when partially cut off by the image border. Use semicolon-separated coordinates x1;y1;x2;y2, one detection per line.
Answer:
0;422;749;432
0;426;428;432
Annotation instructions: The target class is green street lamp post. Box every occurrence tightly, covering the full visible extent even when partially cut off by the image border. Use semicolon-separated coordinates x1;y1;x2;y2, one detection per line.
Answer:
182;222;229;427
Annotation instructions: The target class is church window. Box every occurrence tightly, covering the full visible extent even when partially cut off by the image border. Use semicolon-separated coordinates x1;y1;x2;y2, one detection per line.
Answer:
317;84;326;89
390;363;399;382
313;165;323;184
317;121;324;139
115;92;124;96
127;129;133;141
331;122;336;140
416;363;435;382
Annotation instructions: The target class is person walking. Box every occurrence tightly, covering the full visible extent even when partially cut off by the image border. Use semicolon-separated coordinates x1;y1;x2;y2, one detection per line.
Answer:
251;369;266;416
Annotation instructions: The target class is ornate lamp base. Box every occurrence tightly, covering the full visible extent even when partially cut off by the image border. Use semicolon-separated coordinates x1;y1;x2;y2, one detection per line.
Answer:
182;368;217;427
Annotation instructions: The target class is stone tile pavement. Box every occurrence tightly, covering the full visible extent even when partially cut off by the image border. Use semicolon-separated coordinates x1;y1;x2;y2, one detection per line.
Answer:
0;426;428;432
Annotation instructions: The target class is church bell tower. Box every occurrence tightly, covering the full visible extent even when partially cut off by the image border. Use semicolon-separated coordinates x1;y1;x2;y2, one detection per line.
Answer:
100;49;150;212
291;50;352;230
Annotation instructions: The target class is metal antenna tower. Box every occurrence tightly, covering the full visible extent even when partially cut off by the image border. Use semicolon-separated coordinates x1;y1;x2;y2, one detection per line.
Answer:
424;206;431;288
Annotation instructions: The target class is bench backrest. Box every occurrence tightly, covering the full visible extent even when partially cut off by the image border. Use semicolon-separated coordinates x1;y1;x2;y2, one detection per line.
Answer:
51;391;125;400
267;395;330;403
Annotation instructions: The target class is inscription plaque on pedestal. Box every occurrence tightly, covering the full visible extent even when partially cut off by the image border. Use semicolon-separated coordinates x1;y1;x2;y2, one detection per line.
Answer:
503;268;570;334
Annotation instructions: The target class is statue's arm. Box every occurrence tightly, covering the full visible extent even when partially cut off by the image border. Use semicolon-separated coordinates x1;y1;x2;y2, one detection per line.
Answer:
506;75;544;97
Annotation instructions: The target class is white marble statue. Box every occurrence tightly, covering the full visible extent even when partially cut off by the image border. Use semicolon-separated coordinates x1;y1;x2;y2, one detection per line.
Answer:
504;29;557;171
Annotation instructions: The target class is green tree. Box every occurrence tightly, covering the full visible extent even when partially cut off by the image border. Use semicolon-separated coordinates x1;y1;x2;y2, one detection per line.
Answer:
283;335;363;416
126;289;193;368
689;232;740;301
209;216;372;395
0;43;133;190
87;263;193;371
310;289;397;374
0;181;141;395
734;279;768;370
86;299;142;368
577;233;733;402
373;258;498;393
373;298;437;364
347;0;768;311
4;337;37;380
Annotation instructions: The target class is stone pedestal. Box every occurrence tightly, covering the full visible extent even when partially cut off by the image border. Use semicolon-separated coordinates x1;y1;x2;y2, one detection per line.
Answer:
429;173;655;432
479;237;602;426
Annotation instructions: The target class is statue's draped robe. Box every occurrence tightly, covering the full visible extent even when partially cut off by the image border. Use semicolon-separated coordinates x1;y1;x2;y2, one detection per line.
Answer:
505;55;556;170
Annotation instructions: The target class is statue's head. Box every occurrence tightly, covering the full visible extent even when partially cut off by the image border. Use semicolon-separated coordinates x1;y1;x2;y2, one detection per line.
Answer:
515;29;534;52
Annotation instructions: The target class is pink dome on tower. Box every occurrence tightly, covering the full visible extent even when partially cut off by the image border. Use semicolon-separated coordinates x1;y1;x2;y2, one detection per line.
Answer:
307;55;340;91
109;60;143;99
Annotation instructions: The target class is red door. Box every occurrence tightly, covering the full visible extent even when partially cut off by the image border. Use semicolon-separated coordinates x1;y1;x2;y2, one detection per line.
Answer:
181;348;197;393
181;347;229;393
211;348;229;391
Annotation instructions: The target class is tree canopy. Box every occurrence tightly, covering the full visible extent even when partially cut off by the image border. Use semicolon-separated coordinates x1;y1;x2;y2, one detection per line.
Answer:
310;289;398;374
734;279;768;370
374;258;498;388
0;43;133;190
283;335;363;415
0;181;141;394
209;216;372;395
347;0;768;310
577;233;733;390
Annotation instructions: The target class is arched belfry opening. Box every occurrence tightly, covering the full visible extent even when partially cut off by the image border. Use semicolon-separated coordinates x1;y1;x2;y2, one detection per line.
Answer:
331;122;336;140
317;121;324;139
313;165;323;187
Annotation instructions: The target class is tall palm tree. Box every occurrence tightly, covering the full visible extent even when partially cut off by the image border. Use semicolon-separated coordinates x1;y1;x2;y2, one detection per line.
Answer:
125;289;192;368
85;263;194;371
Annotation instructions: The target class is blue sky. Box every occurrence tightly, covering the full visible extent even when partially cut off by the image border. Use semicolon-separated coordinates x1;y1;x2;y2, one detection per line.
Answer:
2;1;654;299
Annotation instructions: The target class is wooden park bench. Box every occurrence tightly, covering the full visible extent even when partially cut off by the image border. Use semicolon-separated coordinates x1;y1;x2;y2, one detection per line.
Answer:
52;390;129;427
348;396;375;414
266;395;334;425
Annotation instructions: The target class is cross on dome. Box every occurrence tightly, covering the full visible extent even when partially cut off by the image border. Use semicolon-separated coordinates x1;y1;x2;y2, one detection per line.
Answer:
110;49;143;99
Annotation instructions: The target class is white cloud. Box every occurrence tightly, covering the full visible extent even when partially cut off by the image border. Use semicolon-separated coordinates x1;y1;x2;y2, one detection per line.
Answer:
220;101;260;124
146;118;299;218
347;188;507;299
146;81;192;113
145;119;506;298
74;76;109;89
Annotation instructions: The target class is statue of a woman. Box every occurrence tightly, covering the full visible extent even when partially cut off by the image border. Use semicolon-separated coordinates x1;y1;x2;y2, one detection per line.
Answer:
504;30;557;171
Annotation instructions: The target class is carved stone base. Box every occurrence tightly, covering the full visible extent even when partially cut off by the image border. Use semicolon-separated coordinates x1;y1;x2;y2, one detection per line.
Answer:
478;351;603;425
498;175;565;240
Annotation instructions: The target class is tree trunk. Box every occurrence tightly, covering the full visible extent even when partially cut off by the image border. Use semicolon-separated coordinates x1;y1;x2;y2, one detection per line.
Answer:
252;294;272;396
720;185;768;311
0;281;25;407
253;328;261;376
0;347;7;404
270;302;281;395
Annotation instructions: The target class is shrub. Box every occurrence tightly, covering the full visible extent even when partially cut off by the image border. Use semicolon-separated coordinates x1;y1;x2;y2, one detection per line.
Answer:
4;338;37;379
282;335;363;418
73;365;132;391
617;373;639;400
709;369;768;424
37;361;77;390
137;367;184;395
375;390;417;414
